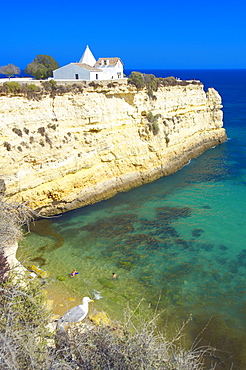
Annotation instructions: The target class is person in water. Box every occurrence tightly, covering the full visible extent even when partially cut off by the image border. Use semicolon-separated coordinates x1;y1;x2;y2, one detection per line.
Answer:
70;269;79;277
112;273;117;280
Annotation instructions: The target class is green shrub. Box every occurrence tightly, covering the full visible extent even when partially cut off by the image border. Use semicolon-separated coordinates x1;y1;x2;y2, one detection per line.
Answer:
147;88;157;100
144;73;159;91
146;112;161;135
159;76;178;86
0;275;51;369
26;83;39;91
128;71;145;89
3;82;22;94
146;111;155;123
42;79;57;92
152;121;160;135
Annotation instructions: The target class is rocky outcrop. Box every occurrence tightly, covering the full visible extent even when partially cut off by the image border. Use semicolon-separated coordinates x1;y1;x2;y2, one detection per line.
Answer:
0;81;227;216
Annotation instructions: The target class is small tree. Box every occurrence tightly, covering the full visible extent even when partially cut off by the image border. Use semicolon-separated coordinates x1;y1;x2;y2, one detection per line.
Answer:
25;55;59;80
0;64;20;79
128;71;145;89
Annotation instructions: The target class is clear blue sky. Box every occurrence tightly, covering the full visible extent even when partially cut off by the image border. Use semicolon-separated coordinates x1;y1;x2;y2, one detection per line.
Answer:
1;0;245;70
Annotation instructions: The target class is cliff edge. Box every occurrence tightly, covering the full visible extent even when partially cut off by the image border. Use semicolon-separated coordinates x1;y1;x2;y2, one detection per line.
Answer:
0;80;227;216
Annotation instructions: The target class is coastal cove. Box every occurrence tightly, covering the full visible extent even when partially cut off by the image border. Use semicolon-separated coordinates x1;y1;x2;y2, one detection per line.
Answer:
15;69;246;369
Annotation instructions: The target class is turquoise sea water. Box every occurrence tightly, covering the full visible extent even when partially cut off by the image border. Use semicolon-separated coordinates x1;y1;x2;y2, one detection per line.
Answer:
18;70;246;369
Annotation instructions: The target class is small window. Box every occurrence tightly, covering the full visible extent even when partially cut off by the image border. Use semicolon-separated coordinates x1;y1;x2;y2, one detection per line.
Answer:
75;74;79;79
96;74;98;80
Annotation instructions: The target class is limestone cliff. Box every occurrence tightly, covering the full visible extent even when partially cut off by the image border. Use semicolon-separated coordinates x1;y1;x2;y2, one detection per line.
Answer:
0;81;227;216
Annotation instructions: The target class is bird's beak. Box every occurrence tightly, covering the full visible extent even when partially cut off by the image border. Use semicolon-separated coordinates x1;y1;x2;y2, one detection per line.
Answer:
90;300;94;302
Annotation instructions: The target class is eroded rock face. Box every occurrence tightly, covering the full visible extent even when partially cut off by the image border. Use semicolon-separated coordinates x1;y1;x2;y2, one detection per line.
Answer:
0;82;227;215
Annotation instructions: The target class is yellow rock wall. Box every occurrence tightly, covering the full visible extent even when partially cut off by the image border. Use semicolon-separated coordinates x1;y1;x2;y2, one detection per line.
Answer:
0;82;227;215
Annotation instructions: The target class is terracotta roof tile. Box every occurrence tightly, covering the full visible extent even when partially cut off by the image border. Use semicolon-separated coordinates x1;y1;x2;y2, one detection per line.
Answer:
72;63;102;72
94;58;123;67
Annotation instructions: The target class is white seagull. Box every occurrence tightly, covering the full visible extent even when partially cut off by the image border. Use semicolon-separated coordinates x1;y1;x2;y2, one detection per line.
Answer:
57;297;94;329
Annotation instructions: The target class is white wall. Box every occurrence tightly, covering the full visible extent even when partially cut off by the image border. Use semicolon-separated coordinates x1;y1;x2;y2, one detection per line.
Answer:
53;62;124;81
53;64;90;80
90;71;103;80
98;63;124;80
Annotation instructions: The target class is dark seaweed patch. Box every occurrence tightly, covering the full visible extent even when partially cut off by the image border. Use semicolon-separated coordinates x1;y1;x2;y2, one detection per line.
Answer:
139;218;162;229
218;244;228;251
81;213;137;238
202;205;211;209
29;256;46;267
192;228;204;237
163;263;193;279
201;244;214;251
175;238;190;249
123;233;161;250
237;249;246;267
160;242;172;249
156;206;191;224
62;227;83;238
29;219;64;251
38;244;48;253
215;257;227;265
211;271;222;282
228;261;239;274
163;226;179;238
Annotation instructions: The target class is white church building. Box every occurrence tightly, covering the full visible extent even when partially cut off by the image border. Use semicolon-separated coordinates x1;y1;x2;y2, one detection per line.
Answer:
53;46;124;81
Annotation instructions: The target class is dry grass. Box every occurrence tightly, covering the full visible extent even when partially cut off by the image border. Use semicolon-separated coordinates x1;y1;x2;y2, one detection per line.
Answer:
0;270;220;369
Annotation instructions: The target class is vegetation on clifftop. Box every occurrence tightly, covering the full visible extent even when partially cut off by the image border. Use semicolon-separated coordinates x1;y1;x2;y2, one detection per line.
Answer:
0;71;202;101
128;71;201;91
0;64;20;79
24;55;59;80
0;80;85;100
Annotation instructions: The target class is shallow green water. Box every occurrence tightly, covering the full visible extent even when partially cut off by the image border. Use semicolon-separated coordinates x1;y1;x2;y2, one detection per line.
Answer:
18;142;246;368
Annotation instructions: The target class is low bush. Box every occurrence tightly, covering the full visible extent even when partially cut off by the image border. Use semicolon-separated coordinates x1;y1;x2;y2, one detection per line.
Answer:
41;79;57;92
2;82;22;94
3;141;11;151
146;111;155;123
146;112;161;135
165;135;170;145
0;275;51;369
147;88;157;100
152;121;160;135
128;72;201;92
12;127;22;137
25;83;39;92
88;81;101;88
0;250;10;284
158;76;178;86
0;275;216;370
128;71;145;89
